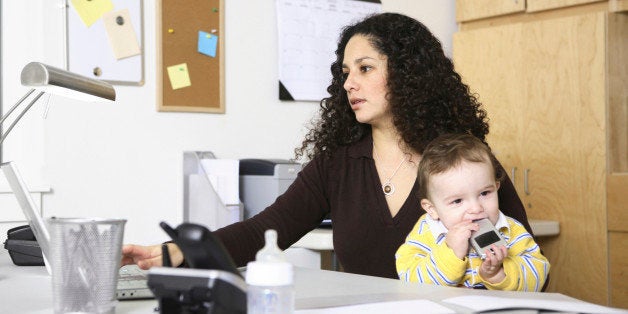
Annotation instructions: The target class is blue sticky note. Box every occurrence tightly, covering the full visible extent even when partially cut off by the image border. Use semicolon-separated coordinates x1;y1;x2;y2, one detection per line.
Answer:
198;31;218;57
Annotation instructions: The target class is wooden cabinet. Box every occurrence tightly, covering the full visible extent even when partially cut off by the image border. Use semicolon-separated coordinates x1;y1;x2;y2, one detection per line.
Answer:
453;3;627;307
527;0;606;12
456;0;525;22
610;231;628;307
456;0;616;22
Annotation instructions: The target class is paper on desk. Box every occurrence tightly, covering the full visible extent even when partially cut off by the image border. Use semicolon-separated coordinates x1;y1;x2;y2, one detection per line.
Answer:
296;299;455;314
443;295;628;313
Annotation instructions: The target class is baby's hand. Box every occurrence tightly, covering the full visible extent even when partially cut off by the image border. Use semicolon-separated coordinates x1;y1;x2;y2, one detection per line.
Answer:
445;220;479;260
479;244;507;282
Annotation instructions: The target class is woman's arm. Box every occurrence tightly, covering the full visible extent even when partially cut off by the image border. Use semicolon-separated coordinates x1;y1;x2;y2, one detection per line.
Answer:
121;242;184;269
120;156;330;269
214;156;331;267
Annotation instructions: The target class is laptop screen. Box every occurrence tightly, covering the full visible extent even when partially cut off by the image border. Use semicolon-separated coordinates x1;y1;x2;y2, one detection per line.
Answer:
1;162;156;299
1;162;51;261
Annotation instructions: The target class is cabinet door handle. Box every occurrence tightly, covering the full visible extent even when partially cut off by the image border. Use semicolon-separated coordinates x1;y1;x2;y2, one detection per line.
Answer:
510;167;517;185
524;168;530;195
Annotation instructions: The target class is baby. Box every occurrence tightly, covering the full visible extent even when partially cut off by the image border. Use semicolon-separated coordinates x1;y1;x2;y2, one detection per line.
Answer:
395;133;549;291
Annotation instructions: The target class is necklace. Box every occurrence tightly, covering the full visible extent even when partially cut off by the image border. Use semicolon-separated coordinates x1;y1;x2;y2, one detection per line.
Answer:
373;143;407;196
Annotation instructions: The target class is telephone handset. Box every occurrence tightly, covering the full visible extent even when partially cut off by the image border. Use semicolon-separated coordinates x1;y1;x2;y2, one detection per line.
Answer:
148;222;246;314
159;222;241;277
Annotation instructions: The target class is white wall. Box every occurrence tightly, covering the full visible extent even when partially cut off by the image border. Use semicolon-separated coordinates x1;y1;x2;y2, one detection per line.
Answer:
1;0;455;245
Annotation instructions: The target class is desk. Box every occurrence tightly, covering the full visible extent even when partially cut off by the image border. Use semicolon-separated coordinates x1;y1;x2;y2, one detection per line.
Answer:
1;250;622;314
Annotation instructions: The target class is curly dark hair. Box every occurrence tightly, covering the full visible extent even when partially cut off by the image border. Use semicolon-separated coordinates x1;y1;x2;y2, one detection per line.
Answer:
294;13;489;161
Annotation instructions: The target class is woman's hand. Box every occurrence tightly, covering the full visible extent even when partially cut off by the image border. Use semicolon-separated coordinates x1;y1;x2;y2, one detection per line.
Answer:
121;243;184;270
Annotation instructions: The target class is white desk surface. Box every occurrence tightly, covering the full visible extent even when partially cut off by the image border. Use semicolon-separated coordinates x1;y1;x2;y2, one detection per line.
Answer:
293;219;559;251
2;250;624;314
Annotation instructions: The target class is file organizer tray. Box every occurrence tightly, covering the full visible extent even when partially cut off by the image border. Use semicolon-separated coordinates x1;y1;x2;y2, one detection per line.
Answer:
183;151;243;231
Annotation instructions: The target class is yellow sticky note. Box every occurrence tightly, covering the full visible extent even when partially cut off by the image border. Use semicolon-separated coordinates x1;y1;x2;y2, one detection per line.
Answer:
167;63;192;90
102;9;141;60
71;0;114;27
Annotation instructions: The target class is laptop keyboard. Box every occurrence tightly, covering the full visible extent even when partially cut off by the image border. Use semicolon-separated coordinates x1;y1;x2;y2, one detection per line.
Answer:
118;265;148;285
117;265;154;300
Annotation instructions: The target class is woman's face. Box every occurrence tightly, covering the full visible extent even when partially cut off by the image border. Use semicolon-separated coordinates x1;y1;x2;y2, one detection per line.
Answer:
342;35;391;126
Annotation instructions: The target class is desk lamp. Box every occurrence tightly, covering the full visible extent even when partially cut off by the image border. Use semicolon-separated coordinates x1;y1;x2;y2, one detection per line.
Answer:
0;62;116;156
0;62;115;270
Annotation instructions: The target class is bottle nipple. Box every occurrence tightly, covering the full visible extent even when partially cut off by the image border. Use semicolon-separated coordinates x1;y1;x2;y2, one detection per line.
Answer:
255;229;285;262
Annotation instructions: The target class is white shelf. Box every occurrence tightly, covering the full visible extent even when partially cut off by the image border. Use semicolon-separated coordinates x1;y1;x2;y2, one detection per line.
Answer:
529;219;560;237
292;228;333;250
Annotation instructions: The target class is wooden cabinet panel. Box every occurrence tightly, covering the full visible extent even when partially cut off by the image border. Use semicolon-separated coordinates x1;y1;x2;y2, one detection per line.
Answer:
453;12;610;304
610;0;628;12
453;23;525;178
609;232;628;307
456;0;526;22
455;0;628;304
608;13;628;172
527;0;605;12
608;174;628;232
522;12;607;304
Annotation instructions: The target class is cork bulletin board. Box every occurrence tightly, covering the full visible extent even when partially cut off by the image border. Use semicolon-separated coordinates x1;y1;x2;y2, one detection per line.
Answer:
157;0;225;113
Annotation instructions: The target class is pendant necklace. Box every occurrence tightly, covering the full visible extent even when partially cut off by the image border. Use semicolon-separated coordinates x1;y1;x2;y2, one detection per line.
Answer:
373;143;407;196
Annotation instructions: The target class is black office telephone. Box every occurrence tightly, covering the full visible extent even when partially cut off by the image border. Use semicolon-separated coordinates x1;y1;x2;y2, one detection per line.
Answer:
147;222;246;314
159;222;241;274
3;225;44;266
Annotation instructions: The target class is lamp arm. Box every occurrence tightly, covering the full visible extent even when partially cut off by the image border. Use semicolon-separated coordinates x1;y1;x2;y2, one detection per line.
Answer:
0;89;36;126
0;90;46;146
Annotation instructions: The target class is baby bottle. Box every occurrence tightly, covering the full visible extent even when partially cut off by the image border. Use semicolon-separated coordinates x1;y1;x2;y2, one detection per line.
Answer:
245;229;295;314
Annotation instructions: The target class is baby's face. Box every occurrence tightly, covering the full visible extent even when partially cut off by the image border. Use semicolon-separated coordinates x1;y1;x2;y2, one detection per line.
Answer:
424;160;501;229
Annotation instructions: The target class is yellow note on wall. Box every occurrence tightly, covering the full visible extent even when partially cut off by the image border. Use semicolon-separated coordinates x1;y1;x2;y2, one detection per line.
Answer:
70;0;114;27
167;63;192;90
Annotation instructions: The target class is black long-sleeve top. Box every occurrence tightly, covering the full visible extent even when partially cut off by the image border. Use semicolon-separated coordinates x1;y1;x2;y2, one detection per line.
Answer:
215;135;530;279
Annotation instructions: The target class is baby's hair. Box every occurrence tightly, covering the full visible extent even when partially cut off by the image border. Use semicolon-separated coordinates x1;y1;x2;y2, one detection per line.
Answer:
417;133;504;199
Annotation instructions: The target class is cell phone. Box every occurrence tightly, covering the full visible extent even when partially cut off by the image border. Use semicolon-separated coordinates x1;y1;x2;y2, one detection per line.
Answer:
469;218;507;259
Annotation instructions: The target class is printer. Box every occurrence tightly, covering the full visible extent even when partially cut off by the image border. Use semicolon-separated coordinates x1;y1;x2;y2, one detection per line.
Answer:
239;159;302;219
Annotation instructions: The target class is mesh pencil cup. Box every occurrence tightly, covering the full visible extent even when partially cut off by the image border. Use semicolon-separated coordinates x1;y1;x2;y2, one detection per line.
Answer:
47;217;126;314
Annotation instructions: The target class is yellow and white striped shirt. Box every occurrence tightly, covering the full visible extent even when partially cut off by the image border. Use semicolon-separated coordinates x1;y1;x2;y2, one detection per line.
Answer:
395;212;549;291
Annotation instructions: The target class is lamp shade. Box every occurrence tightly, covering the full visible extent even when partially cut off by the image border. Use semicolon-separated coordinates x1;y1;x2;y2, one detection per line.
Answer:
20;62;116;101
0;62;116;150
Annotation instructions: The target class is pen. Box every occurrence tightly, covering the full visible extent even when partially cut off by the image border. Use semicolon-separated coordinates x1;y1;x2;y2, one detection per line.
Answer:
162;243;172;267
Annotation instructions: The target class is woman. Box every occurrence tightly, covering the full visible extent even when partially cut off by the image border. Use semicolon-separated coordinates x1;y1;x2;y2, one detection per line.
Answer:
122;13;531;279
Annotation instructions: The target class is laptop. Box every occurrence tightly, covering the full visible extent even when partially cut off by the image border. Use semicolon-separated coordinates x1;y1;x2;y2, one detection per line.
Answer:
1;161;153;300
